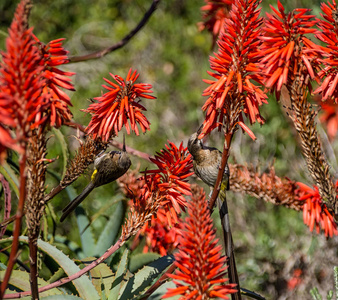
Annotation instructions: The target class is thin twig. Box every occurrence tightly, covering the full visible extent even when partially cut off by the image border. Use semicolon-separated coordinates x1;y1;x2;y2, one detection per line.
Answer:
69;0;161;63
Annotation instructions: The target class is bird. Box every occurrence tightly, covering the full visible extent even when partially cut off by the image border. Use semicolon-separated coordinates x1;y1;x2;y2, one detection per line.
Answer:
60;136;131;222
188;128;240;297
187;130;230;195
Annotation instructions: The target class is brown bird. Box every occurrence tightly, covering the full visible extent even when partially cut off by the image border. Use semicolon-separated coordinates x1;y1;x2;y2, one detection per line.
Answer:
187;131;230;194
188;129;241;299
60;137;131;222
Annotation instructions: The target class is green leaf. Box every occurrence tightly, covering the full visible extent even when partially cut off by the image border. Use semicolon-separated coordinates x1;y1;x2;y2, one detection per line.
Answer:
119;255;174;300
81;257;115;298
64;184;96;257
2;269;62;298
0;162;19;197
41;295;85;300
52;234;85;260
94;201;124;257
108;249;129;300
51;127;69;179
0;237;99;300
129;253;161;273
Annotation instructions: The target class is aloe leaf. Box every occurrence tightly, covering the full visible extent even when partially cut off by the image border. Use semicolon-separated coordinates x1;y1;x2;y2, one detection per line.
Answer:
41;295;85;300
51;127;69;179
108;249;129;300
0;162;19;197
63;184;96;257
93;201;124;257
129;253;161;273
81;257;115;298
2;270;62;298
0;237;99;300
119;255;174;299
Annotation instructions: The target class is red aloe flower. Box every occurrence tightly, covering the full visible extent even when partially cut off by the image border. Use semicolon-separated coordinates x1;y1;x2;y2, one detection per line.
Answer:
142;141;193;226
202;0;267;138
163;187;237;299
0;1;46;140
34;36;75;127
0;0;74;142
142;209;180;256
314;96;338;140
296;182;338;238
198;0;232;45
314;0;338;102
260;1;318;97
84;69;156;141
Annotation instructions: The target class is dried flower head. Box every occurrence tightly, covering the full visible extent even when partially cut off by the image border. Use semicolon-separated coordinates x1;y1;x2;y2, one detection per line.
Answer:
84;69;156;141
163;186;237;299
201;0;267;138
296;182;338;237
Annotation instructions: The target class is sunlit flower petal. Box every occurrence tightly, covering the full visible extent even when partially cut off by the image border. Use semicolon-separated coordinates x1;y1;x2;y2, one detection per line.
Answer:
84;69;156;141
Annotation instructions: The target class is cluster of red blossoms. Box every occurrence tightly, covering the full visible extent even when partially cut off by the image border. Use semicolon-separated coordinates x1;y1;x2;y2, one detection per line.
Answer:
84;69;156;142
0;0;74;158
296;182;338;238
164;187;237;299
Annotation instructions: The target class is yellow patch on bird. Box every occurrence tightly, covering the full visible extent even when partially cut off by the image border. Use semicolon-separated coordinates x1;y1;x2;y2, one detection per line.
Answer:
91;169;98;181
220;181;227;191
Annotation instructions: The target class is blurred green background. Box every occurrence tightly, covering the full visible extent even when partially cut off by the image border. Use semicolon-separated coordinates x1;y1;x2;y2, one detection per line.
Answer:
1;0;337;299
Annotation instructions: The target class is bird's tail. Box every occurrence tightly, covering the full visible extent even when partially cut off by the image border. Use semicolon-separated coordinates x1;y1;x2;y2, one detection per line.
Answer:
60;181;95;222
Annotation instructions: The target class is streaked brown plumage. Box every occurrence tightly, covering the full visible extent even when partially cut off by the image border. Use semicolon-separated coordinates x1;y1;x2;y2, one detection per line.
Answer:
60;141;131;222
187;132;229;191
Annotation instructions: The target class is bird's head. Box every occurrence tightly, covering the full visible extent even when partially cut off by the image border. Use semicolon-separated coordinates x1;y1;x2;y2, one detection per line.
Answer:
187;125;204;157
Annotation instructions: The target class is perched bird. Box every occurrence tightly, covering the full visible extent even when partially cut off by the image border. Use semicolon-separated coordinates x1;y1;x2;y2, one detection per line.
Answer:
187;131;230;194
188;129;240;297
60;137;131;222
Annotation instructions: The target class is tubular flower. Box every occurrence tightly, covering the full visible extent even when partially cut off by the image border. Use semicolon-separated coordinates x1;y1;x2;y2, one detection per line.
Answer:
163;186;237;299
315;96;338;140
0;0;74;150
260;1;318;97
198;0;232;45
84;69;156;141
314;0;338;102
119;170;180;255
34;36;75;128
296;182;338;238
0;0;46;140
202;0;267;138
142;209;180;256
142;141;193;226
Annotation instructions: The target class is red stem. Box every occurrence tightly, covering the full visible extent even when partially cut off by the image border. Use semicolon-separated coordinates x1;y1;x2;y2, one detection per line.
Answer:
0;154;27;299
208;133;232;210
